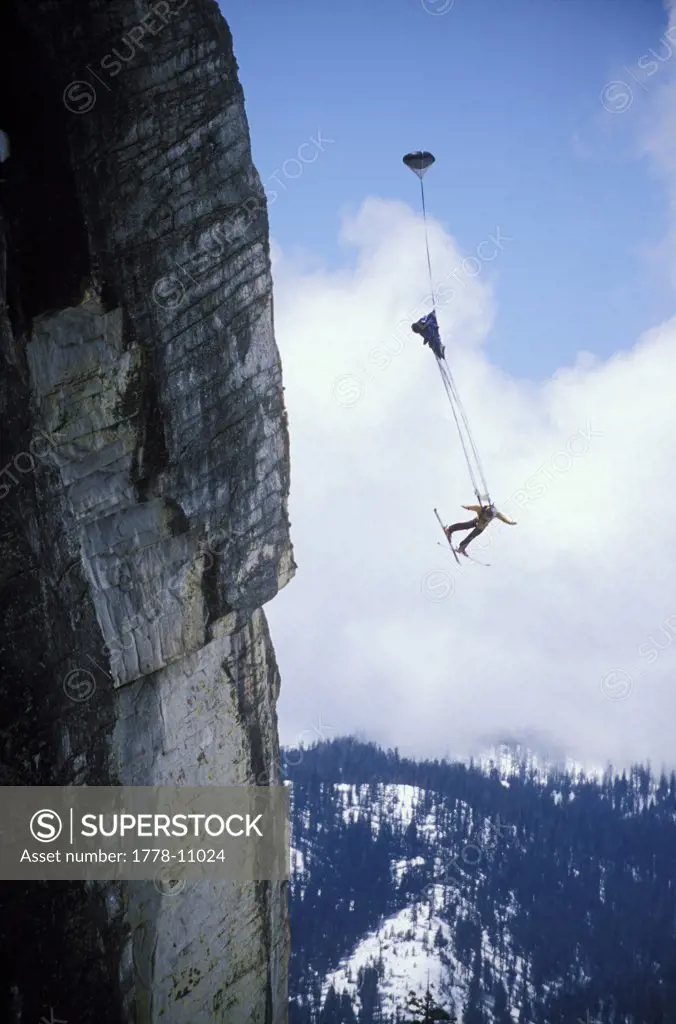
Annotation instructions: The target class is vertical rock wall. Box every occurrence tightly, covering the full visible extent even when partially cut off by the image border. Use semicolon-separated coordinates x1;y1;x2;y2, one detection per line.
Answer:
0;2;294;1020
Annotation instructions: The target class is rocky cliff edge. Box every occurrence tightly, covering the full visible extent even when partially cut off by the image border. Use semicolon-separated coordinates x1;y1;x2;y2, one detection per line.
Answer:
0;2;294;1021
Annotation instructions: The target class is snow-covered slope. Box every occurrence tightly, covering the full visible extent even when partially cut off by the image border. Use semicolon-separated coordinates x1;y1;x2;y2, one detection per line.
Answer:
288;740;676;1023
322;879;528;1021
293;781;528;1020
324;896;460;1018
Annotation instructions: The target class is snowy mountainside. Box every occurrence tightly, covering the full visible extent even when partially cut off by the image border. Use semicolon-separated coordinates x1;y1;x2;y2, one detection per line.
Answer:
290;779;528;1021
324;896;458;1019
334;781;442;836
286;738;676;1024
322;882;529;1022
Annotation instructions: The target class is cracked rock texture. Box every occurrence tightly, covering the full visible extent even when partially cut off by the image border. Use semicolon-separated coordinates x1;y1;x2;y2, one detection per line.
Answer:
0;1;295;1021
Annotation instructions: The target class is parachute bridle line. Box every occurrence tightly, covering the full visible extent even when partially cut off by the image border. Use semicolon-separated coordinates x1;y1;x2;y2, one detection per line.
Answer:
420;175;436;309
408;151;491;507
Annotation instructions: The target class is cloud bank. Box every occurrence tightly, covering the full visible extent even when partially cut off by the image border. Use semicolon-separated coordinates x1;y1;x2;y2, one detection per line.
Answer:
268;6;676;771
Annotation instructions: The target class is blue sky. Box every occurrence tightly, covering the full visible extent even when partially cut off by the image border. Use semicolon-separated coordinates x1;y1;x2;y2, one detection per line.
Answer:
226;0;672;379
224;0;676;769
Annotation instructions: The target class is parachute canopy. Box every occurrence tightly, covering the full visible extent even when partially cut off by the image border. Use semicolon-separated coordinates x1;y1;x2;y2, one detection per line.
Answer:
403;150;435;179
412;312;444;360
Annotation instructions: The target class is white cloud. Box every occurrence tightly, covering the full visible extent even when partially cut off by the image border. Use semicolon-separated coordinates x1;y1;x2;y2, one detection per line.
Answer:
268;24;676;770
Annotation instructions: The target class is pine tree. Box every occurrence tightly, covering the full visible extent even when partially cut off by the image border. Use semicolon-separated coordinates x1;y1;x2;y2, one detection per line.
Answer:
357;966;383;1023
462;972;485;1024
462;994;485;1024
403;983;452;1022
319;985;342;1024
517;993;533;1024
493;981;511;1024
339;992;358;1023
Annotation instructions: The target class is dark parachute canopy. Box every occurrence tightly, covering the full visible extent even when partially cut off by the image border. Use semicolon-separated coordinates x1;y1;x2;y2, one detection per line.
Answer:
403;150;435;179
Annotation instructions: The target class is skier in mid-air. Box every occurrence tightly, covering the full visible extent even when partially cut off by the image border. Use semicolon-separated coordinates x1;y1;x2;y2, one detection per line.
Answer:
444;502;516;557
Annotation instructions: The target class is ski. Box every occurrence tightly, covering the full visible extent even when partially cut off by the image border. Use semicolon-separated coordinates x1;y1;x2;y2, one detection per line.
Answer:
434;508;459;564
459;549;490;567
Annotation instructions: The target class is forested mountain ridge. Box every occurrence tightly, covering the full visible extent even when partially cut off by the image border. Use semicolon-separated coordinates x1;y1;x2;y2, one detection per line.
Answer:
284;738;676;1024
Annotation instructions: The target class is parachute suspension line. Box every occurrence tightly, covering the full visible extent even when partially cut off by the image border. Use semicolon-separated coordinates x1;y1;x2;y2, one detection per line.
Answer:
435;359;483;500
438;357;491;503
437;359;485;485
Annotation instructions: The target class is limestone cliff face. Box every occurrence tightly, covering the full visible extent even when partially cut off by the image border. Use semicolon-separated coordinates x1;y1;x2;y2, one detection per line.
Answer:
0;2;294;1021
